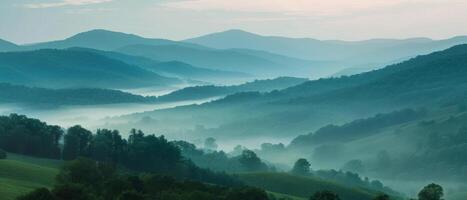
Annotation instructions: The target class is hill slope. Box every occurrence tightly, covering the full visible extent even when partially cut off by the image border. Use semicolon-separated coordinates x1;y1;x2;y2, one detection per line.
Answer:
186;29;467;71
0;49;180;89
0;154;60;200
26;29;202;51
116;44;312;76
69;47;250;83
239;173;381;200
0;83;156;106
156;77;308;102
108;44;467;141
0;39;20;52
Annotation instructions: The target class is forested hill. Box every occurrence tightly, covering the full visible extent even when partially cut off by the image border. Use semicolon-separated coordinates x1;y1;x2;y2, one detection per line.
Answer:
0;83;155;106
116;44;467;140
0;49;181;89
280;44;467;106
68;47;249;82
156;77;308;102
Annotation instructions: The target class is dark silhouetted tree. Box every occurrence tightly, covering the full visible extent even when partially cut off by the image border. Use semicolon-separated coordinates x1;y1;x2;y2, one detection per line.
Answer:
418;183;444;200
238;150;268;172
291;158;311;175
62;125;92;160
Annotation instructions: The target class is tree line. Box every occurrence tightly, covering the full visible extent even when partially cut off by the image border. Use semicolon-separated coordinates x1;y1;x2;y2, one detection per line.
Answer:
0;114;241;186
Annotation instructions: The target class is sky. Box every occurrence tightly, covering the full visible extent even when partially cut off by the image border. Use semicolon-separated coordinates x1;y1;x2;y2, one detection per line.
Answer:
1;0;467;44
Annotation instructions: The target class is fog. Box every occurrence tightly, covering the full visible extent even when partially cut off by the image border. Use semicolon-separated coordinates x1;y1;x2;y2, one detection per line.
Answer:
0;98;219;130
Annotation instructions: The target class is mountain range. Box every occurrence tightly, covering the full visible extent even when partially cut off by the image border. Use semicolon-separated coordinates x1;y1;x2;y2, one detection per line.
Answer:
109;44;467;141
0;83;154;106
186;29;467;74
0;49;180;89
16;30;322;77
3;29;467;80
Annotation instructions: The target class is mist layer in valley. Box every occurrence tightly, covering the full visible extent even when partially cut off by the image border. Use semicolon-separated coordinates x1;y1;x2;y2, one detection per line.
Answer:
2;29;467;200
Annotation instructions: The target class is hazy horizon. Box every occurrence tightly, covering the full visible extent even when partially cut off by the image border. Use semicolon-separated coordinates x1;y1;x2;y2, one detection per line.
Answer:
1;0;467;44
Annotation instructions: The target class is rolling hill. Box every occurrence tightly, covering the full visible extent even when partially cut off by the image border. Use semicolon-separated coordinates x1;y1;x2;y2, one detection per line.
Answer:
156;77;308;102
0;49;181;89
0;154;60;200
15;29;324;78
25;29;203;51
0;39;20;52
238;172;386;200
186;29;467;72
69;47;250;83
0;83;156;106
107;44;467;141
116;44;316;77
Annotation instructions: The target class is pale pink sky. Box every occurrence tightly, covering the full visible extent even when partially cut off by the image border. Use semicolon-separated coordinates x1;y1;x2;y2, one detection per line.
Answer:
1;0;467;43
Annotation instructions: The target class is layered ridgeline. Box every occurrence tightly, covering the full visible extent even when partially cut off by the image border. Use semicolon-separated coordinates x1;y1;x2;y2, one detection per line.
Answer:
0;83;155;106
0;39;20;52
0;49;181;89
0;77;307;107
23;29;202;51
156;77;308;102
186;29;467;75
109;44;467;141
115;44;315;77
12;29;320;77
69;47;250;83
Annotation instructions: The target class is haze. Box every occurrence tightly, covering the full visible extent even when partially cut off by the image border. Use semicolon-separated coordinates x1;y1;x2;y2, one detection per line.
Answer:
1;0;467;44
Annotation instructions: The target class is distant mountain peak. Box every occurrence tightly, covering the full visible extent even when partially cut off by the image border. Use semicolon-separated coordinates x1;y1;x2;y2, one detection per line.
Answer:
67;29;142;40
0;38;20;51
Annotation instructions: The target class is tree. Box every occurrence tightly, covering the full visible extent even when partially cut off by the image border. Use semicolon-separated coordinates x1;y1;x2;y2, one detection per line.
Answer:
0;148;6;159
62;125;92;160
204;137;218;151
309;191;341;200
238;150;268;172
125;131;182;173
89;129;125;163
0;114;62;158
17;188;55;200
291;158;311;175
374;193;390;200
418;183;444;200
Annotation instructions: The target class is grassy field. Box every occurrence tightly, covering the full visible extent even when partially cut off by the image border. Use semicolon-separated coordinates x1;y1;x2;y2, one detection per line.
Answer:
0;153;61;200
239;172;380;200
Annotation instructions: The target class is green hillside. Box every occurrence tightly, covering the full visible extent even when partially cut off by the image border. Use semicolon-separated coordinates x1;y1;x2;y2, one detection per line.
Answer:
156;77;308;102
0;83;156;106
0;154;60;200
69;47;249;83
112;44;467;141
185;29;467;72
0;49;180;89
116;44;310;76
238;172;382;200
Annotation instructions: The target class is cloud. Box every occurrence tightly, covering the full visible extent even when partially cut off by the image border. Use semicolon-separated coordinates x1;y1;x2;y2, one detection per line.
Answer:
25;0;113;8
